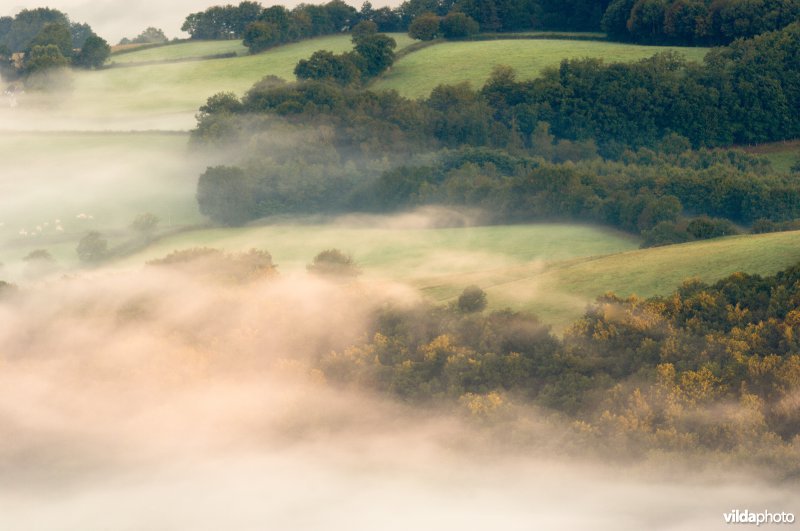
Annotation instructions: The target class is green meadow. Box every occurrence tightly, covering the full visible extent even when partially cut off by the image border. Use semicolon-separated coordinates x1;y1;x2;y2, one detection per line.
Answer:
373;39;710;98
418;230;800;328
120;222;639;274
7;34;415;130
109;40;249;64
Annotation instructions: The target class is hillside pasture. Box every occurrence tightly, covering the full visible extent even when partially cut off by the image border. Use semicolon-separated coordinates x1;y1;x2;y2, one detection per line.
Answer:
109;40;249;64
119;221;639;276
420;230;800;328
374;39;710;98
120;222;800;329
2;34;415;131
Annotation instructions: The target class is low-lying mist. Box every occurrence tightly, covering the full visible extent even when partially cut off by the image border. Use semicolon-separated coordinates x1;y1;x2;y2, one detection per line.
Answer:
0;262;795;530
0;129;210;269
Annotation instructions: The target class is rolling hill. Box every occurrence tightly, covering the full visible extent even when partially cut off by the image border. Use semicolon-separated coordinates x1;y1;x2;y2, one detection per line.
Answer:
4;32;788;318
372;39;710;98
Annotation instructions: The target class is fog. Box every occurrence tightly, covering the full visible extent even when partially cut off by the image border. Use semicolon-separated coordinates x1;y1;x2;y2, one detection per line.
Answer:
0;266;795;530
1;5;797;527
0;129;208;272
6;0;397;43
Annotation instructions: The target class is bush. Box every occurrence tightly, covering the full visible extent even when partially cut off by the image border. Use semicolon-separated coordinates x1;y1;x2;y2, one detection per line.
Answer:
440;12;479;39
131;212;160;236
640;220;692;248
294;50;361;85
76;232;109;262
408;13;440;40
457;285;487;312
687;216;738;240
148;248;277;283
307;249;361;277
23;249;55;262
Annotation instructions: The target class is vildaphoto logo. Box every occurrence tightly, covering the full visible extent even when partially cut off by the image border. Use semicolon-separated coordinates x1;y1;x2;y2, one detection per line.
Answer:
724;510;796;525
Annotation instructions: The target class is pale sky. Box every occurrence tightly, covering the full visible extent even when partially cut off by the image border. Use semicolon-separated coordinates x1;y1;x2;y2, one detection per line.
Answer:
5;0;392;43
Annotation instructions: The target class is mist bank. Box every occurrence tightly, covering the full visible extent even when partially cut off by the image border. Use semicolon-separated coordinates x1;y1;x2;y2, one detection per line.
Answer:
0;79;198;131
0;129;212;271
0;255;797;529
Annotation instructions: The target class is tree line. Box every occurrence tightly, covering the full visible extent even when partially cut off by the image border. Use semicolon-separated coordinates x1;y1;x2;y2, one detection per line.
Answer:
180;0;799;49
602;0;800;45
182;0;366;53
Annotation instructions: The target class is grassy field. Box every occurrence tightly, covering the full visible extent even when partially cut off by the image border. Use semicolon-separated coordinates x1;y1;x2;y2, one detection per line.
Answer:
4;36;705;130
419;230;800;329
373;39;710;98
119;222;640;274
117;221;800;330
3;34;415;131
109;40;249;64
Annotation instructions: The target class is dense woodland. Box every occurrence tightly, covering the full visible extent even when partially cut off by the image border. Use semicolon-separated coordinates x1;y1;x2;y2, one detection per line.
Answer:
192;22;800;246
317;263;800;469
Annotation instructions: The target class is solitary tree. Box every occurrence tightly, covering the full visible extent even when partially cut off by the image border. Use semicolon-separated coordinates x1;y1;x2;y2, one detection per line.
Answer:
76;231;109;262
23;249;57;276
131;27;168;44
457;285;487;312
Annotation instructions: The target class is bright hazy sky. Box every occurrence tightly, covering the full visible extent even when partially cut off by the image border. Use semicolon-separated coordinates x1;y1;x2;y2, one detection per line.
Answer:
5;0;392;43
